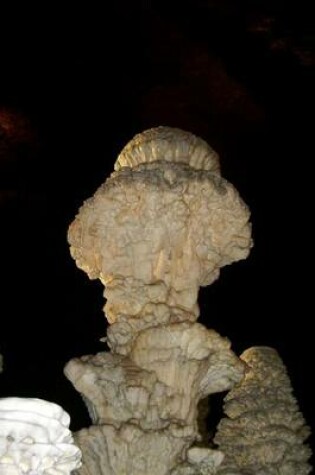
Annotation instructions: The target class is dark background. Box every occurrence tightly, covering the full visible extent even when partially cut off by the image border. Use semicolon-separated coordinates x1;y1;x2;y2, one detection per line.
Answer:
0;0;313;459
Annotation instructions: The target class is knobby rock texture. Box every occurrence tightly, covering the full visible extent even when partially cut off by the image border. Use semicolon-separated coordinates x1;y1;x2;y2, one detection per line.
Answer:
0;398;82;474
215;346;312;475
65;127;253;474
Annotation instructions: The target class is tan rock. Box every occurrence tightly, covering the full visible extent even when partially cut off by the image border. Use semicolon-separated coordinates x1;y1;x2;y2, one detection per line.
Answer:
66;127;252;474
65;323;244;435
74;424;189;475
215;347;312;474
0;398;82;474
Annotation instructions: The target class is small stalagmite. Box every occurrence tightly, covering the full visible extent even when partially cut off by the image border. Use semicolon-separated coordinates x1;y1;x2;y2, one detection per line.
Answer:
214;346;312;474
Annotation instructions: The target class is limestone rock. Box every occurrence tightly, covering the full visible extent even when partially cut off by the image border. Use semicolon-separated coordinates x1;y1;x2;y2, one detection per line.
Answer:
214;347;312;475
68;127;252;326
114;126;221;173
65;323;244;436
66;127;252;475
73;424;189;475
171;447;225;475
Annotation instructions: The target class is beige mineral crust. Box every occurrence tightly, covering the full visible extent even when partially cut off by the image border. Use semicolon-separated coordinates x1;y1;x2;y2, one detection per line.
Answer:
65;127;253;475
65;323;244;433
215;346;312;475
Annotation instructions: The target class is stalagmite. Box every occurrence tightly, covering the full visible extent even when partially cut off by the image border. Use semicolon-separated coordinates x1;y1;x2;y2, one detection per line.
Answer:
214;346;312;474
65;126;253;475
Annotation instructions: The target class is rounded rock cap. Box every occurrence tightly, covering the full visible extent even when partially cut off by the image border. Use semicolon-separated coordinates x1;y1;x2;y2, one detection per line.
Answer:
114;126;221;174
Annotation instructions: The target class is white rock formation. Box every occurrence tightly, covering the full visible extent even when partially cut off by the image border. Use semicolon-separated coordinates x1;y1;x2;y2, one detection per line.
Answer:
214;346;312;474
0;397;82;474
65;127;253;474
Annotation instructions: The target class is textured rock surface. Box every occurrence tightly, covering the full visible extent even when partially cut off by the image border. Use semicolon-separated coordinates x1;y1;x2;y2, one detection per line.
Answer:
171;447;225;475
73;424;189;475
214;346;312;474
0;397;82;474
114;127;221;173
68;127;252;324
66;127;253;474
65;323;244;433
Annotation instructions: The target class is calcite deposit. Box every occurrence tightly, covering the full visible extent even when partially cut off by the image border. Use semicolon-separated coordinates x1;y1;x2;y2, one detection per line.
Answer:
215;346;312;474
68;127;252;324
0;397;82;474
65;126;253;474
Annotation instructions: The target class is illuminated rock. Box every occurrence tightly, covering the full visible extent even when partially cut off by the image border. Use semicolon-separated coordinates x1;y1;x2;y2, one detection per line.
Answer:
68;126;252;324
66;127;253;474
215;346;312;474
0;397;82;474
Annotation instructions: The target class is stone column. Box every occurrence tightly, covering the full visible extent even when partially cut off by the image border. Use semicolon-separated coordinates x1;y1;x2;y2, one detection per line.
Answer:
65;127;253;475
